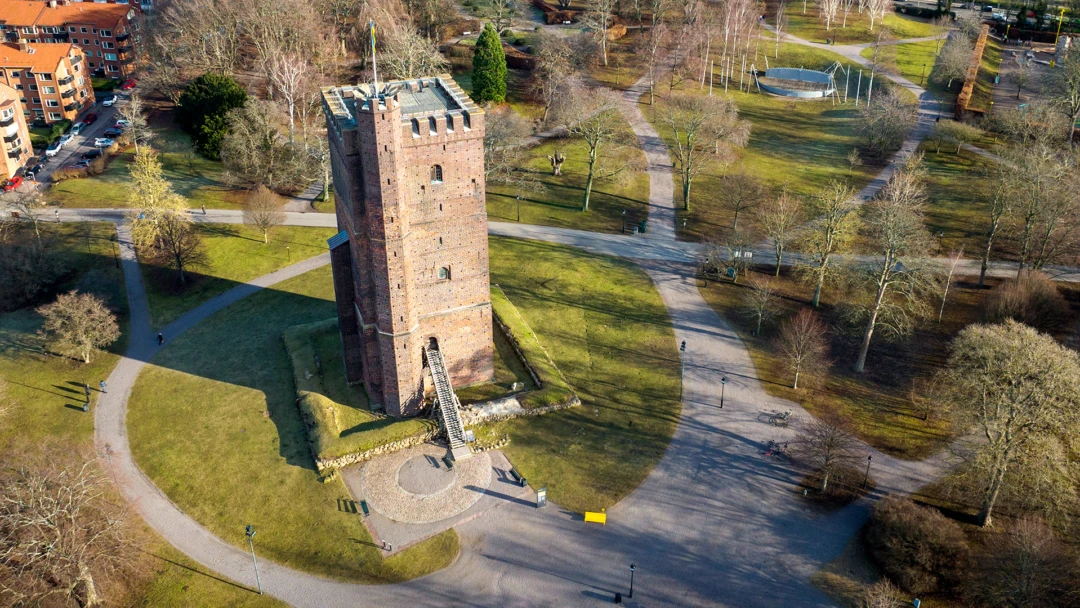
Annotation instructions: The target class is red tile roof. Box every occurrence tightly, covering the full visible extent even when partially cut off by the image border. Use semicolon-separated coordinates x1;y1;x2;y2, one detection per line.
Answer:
0;41;76;72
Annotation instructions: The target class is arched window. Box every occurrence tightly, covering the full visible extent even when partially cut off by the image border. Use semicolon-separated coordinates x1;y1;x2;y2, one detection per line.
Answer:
446;114;454;133
430;164;443;183
462;111;471;131
410;118;420;137
428;116;437;135
438;266;451;280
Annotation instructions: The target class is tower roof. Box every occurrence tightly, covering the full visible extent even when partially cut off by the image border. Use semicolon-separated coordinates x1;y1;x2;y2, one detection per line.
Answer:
322;74;481;131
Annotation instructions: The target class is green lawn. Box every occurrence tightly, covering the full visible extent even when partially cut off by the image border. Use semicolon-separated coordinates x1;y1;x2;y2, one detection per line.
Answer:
0;222;127;450
779;4;939;44
127;265;460;582
588;31;650;91
134;545;287;608
486;128;651;234
862;39;952;97
49;110;245;210
474;237;682;513
919;143;994;255
141;224;336;329
646;43;882;242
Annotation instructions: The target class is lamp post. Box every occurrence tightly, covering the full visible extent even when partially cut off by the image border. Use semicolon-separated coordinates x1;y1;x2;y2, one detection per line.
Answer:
920;63;926;86
516;195;522;223
621;209;626;233
629;564;636;599
1055;7;1066;45
720;377;727;409
245;525;262;595
862;455;872;489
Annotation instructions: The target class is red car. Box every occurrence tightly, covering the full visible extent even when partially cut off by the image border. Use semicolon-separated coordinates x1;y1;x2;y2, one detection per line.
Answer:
3;176;23;191
82;112;98;125
119;78;137;90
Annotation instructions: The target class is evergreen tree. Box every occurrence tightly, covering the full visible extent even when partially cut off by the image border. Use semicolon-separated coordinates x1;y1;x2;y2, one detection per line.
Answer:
176;73;247;159
472;23;507;103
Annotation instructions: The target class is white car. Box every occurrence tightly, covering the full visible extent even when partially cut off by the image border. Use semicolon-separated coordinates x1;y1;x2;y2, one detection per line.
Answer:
70;122;85;135
94;138;115;148
101;95;117;107
113;119;130;128
58;133;73;146
45;141;62;157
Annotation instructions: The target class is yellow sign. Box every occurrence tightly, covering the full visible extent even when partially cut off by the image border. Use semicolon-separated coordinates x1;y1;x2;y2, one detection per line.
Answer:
584;510;607;525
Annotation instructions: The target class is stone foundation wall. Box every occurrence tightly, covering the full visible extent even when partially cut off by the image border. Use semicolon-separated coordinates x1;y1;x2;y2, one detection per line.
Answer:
315;429;440;473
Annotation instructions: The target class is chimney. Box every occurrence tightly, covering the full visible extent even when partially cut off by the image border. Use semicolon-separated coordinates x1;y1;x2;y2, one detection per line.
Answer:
17;39;29;52
48;0;56;7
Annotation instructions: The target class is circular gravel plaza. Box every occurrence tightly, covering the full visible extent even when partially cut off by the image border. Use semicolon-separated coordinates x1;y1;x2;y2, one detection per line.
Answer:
361;443;491;524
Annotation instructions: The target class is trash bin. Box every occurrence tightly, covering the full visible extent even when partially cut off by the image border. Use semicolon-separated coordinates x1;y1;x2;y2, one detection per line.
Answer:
639;219;648;233
615;592;623;604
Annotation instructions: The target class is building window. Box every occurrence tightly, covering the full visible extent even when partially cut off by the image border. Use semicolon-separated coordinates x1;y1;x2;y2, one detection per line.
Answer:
33;98;40;105
428;116;437;135
28;84;37;91
446;115;454;133
48;112;61;120
45;99;58;107
410;118;419;137
92;28;98;34
81;27;88;33
430;165;443;184
108;65;119;72
437;266;451;280
10;71;19;78
69;26;77;32
101;30;112;37
462;111;471;130
104;53;116;61
42;86;55;94
103;42;113;49
37;73;52;80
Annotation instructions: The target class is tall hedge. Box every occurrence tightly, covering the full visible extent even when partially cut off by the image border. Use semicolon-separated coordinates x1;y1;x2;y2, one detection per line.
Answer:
472;23;507;103
175;73;247;160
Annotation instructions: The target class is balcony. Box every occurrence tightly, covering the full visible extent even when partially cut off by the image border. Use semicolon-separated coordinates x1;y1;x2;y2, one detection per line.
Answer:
70;54;82;64
58;75;73;86
63;103;78;112
118;45;132;54
3;133;18;144
116;32;131;42
0;116;13;128
8;150;21;159
61;88;76;99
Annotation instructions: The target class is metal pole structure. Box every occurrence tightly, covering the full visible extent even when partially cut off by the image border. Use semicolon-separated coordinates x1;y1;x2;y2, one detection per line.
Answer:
629;564;636;599
720;377;727;409
621;209;626;234
862;455;872;489
867;71;874;106
844;66;850;103
245;525;262;595
855;70;862;106
286;246;291;261
1056;7;1066;45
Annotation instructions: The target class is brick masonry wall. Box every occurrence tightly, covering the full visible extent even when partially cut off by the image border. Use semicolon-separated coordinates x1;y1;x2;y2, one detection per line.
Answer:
956;25;990;118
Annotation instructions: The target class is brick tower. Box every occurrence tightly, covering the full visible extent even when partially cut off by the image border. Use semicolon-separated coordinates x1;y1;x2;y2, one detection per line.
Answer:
322;76;493;418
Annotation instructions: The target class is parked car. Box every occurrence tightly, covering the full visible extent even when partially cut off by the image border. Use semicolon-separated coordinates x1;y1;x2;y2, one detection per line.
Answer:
58;133;73;146
113;119;130;129
103;127;123;137
24;171;34;182
45;141;62;157
3;176;23;191
28;163;44;175
119;78;137;90
94;138;115;148
82;112;98;125
70;122;86;135
82;149;102;160
101;94;117;107
74;160;91;169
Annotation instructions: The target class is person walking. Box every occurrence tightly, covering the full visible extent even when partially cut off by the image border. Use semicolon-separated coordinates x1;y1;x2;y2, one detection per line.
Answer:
54;209;60;222
157;332;164;346
201;204;207;215
84;383;91;403
99;380;107;394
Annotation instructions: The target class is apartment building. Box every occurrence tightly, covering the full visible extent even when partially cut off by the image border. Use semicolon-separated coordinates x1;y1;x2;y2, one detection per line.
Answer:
0;82;32;180
0;0;138;78
0;41;93;124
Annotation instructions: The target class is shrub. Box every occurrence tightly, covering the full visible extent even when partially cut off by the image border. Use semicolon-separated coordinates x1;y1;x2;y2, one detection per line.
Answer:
865;497;969;594
983;270;1069;333
176;72;247;159
50;166;87;182
472;23;507;103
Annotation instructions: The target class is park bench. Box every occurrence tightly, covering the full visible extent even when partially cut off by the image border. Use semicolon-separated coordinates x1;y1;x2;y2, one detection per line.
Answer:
360;500;370;517
442;456;454;470
509;468;527;487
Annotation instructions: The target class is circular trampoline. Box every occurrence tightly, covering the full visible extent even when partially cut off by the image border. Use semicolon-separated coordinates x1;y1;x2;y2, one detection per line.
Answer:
757;66;838;99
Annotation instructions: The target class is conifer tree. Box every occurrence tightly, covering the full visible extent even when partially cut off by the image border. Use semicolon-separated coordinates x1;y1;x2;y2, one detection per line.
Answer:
472;23;507;103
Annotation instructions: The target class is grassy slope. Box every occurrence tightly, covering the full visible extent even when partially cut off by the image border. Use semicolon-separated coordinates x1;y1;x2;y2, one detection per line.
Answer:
646;43;880;242
127;265;459;583
861;39;950;95
141;224;336;329
920;143;994;255
780;5;938;44
697;267;970;459
478;237;681;513
49;111;244;210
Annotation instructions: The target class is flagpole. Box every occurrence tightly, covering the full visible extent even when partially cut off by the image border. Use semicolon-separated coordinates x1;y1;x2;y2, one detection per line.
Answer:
370;20;379;96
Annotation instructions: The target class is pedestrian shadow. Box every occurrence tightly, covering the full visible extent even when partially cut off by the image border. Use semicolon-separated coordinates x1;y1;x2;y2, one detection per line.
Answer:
581;589;617;602
63;403;88;412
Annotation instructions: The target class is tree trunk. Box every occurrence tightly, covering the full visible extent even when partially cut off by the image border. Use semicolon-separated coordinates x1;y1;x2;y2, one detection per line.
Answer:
263;231;268;244
978;463;1008;527
979;226;997;287
792;367;799;389
820;469;830;492
756;315;763;335
1069;111;1079;144
774;245;783;276
76;562;101;607
83;348;91;364
582;145;598;211
812;265;826;307
732;208;740;230
854;279;888;372
682;174;692;211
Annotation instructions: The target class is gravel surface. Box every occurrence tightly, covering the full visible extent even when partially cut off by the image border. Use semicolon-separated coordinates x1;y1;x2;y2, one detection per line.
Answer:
361;444;491;524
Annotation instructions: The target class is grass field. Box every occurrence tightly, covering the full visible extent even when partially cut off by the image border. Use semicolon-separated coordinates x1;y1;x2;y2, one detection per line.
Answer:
697;267;971;459
475;237;682;513
128;265;460;582
589;31;650;91
645;43;882;242
0;222;127;449
133;545;287;608
141;224;336;329
49;110;245;210
778;4;939;45
862;39;951;94
920;143;994;255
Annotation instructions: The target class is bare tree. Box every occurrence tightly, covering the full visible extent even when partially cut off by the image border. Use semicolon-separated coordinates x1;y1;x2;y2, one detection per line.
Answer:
638;0;672;105
0;454;130;607
935;120;982;154
818;0;842;31
862;579;906;608
944;320;1080;527
865;0;890;31
774;0;788;58
662;94;750;212
850;155;935;373
757;187;803;275
35;291;120;364
1004;142;1080;271
792;417;861;492
840;0;857;28
977;159;1011;287
532;32;576;125
965;517;1076;607
243;185;286;243
1048;50;1080;144
565;86;638;212
381;27;448;80
0;217;17;245
143;213;209;286
937;246;964;323
483;104;532;185
221;100;311;192
474;0;522;32
719;170;765;230
932;34;975;90
8;189;46;248
704;229;754;282
742;275;779;335
797;181;860;307
268;54;309;144
116;93;151;155
858;86;917;156
846;148;863;175
1009;51;1035;100
152;0;246;75
583;0;618;66
776;308;829;389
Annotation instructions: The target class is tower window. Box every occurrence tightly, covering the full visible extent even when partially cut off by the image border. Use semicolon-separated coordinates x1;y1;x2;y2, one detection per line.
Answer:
462;111;471;131
430;165;443;184
446;115;454;133
428;116;437;135
438;266;451;280
411;118;420;137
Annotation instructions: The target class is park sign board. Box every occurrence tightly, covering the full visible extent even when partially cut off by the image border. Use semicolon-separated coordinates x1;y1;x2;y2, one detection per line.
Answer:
537;487;547;508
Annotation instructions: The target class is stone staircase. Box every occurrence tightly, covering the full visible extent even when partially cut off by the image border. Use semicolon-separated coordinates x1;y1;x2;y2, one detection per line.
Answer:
424;344;471;461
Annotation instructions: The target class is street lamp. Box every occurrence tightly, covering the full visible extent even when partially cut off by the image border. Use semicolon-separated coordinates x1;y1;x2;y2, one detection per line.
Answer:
920;63;926;86
621;209;627;233
516;195;522;223
862;455;872;490
286;246;291;261
245;525;262;595
629;564;636;599
1055;7;1066;45
720;377;727;409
